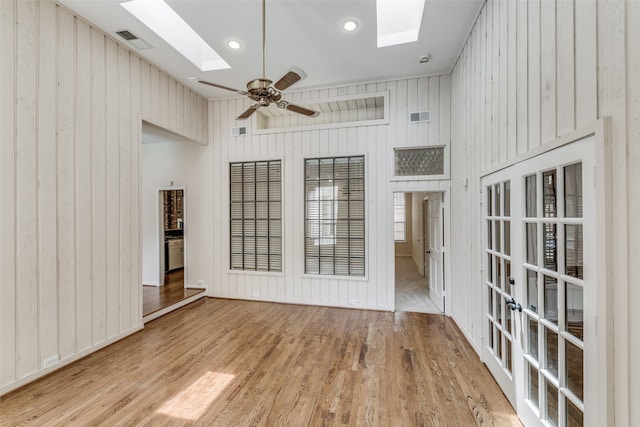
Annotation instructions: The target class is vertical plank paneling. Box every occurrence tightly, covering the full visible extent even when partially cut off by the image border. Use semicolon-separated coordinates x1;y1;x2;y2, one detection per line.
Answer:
540;0;556;143
74;18;93;351
15;0;39;376
118;46;132;332
90;28;107;344
491;0;500;166
104;37;120;339
428;77;440;143
139;60;150;119
451;0;637;421
597;2;628;424
1;0;210;394
506;0;517;159
484;1;493;170
167;78;177;131
516;0;529;155
556;0;575;136
57;9;77;359
440;75;451;143
498;0;508;163
129;50;141;325
176;83;184;135
407;78;417;144
575;0;597;127
417;77;429;143
478;7;487;170
149;66;160;124
396;79;408;145
528;0;541;149
626;4;640;422
0;0;17;385
159;72;168;126
37;0;59;362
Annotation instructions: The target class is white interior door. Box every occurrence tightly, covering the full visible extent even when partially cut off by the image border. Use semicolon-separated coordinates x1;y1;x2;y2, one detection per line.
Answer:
427;195;445;312
482;136;597;427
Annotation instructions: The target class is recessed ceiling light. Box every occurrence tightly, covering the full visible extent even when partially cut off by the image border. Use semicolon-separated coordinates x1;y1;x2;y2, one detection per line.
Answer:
227;40;242;50
376;0;425;47
342;20;359;32
121;0;230;71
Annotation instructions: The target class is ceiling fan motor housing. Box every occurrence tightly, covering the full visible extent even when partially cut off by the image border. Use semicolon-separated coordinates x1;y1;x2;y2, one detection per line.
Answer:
247;78;273;96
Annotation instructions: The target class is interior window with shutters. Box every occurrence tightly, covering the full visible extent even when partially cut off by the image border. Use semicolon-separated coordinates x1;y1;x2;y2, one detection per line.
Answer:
230;160;282;272
304;156;365;276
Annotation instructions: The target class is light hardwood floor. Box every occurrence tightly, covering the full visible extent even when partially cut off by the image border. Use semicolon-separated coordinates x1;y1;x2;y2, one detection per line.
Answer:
143;269;205;316
0;298;521;426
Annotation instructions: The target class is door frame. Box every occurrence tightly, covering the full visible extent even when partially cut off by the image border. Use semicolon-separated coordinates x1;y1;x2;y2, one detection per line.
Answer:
389;186;451;315
479;119;613;426
425;193;446;313
157;186;187;288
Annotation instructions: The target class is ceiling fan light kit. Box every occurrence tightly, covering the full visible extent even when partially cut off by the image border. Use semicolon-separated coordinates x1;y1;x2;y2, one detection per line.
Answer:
198;0;320;121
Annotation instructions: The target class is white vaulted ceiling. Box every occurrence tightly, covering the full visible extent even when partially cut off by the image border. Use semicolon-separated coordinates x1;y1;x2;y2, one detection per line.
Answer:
57;0;483;99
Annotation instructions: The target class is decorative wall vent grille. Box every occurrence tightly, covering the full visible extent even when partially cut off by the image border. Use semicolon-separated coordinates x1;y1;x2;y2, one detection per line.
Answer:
409;111;431;123
231;126;247;136
394;147;445;176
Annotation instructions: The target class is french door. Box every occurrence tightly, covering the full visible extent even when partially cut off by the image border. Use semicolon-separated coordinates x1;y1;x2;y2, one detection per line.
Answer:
482;136;596;427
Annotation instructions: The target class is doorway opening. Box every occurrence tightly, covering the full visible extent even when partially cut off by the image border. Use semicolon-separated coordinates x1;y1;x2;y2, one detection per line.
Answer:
394;191;445;314
140;122;205;321
143;188;202;319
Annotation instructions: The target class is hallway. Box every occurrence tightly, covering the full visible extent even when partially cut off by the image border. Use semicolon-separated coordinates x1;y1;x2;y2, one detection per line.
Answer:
395;256;441;314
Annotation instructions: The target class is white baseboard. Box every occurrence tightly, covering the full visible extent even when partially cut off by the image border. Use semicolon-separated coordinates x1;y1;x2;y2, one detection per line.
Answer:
0;325;143;396
143;292;206;323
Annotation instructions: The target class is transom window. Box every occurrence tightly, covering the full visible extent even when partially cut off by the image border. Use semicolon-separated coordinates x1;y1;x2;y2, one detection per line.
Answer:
304;156;365;276
230;160;282;272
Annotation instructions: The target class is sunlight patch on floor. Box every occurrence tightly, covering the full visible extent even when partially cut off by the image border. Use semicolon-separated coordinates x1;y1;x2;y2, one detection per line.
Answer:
157;371;235;420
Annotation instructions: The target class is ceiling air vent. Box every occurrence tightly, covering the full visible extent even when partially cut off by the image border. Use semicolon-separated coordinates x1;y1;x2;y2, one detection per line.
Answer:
409;111;431;123
231;126;247;137
115;30;152;49
116;30;138;41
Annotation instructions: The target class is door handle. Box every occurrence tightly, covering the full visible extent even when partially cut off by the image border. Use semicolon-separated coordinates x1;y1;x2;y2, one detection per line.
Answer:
506;297;522;312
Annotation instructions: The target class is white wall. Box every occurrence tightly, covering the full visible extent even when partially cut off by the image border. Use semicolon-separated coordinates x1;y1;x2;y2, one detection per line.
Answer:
0;0;208;394
141;133;210;287
449;0;640;423
206;77;451;311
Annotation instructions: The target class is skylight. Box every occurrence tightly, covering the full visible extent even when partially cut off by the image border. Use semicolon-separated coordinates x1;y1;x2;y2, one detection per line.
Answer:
376;0;426;48
121;0;230;71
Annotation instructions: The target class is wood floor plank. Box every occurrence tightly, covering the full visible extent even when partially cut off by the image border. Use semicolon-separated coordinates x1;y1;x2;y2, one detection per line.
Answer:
0;299;521;426
143;268;204;316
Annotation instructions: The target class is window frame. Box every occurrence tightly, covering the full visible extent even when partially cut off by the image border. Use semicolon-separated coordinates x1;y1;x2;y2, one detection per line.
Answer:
304;155;366;277
393;192;407;242
229;159;282;273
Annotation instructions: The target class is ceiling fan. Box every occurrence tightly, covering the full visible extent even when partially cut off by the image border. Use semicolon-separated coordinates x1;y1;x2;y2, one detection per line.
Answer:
198;0;320;120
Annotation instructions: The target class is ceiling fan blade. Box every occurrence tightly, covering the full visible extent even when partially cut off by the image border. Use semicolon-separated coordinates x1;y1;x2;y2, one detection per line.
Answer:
273;67;308;91
282;102;320;118
237;104;260;120
198;80;249;96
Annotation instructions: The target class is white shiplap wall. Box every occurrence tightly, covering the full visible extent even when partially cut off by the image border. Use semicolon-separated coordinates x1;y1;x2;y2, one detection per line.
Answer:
449;0;640;423
208;77;450;311
0;0;208;394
